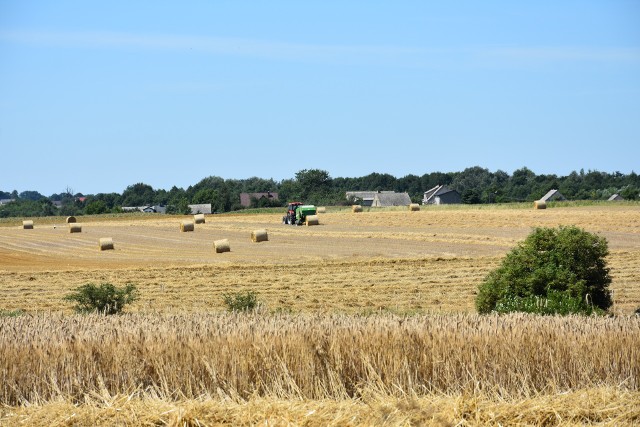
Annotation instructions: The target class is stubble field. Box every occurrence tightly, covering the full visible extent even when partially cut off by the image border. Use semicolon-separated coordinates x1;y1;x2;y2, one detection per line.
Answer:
1;204;640;425
1;204;639;314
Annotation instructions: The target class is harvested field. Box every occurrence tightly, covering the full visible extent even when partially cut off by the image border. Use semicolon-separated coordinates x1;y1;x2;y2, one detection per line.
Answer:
1;205;639;314
1;205;640;425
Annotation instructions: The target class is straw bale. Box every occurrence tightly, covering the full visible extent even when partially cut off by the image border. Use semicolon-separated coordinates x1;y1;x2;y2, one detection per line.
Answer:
534;200;547;210
305;215;319;226
316;206;326;213
352;205;363;213
409;203;420;211
98;237;114;251
69;223;82;233
214;239;231;253
180;221;195;232
22;220;33;229
251;229;268;243
66;216;77;223
194;214;205;224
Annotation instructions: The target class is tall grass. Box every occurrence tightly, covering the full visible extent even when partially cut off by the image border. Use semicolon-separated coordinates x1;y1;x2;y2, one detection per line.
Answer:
1;312;638;406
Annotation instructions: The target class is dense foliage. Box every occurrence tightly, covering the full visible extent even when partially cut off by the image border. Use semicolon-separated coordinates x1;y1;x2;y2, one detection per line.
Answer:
476;226;612;315
222;291;259;312
2;167;639;218
63;283;139;315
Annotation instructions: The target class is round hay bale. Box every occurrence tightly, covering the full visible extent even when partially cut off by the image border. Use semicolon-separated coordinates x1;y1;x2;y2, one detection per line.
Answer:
305;215;319;226
22;220;34;229
66;216;77;223
316;206;327;214
214;239;231;253
69;223;82;233
194;213;205;224
409;203;420;211
534;200;547;210
98;237;114;251
180;221;195;232
251;229;269;243
352;205;363;213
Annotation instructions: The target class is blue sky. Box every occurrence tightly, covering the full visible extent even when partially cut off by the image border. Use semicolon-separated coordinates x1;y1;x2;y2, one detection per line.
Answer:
1;1;639;196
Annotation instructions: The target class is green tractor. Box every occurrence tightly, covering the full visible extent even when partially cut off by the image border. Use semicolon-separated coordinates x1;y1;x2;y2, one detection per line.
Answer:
282;202;319;226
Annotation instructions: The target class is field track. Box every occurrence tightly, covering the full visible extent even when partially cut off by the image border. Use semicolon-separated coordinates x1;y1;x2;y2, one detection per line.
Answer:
1;204;639;314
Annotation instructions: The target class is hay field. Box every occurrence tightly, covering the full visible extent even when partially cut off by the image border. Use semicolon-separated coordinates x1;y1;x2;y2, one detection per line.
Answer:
1;204;639;314
1;205;640;425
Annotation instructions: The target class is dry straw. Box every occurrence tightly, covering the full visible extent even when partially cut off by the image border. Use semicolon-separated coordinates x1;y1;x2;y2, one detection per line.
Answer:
98;237;114;251
214;239;230;253
1;313;638;406
69;223;82;233
22;220;33;229
352;205;363;213
316;207;327;213
251;229;268;243
409;203;420;211
66;216;77;223
194;214;205;224
305;215;319;226
534;200;547;209
180;221;195;232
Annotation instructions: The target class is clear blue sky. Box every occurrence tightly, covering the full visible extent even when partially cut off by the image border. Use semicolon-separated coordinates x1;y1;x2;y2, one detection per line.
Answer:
1;1;639;196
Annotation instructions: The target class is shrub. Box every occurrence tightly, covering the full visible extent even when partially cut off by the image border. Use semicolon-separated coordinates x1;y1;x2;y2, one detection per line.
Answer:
0;309;24;317
222;291;258;312
476;226;612;315
64;283;139;315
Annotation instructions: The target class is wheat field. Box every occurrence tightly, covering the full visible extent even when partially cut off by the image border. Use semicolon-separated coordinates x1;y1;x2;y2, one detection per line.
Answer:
1;204;640;425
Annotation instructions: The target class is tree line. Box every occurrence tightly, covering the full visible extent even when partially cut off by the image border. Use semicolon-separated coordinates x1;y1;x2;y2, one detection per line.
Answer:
2;166;639;218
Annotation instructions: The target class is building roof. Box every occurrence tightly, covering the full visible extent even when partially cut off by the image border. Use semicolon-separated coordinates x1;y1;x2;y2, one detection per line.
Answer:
540;189;566;202
188;204;212;214
423;185;458;203
373;192;412;206
608;194;624;201
346;191;394;201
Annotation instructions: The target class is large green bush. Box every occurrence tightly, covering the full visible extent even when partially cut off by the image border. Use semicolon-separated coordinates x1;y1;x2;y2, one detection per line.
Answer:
64;283;139;315
476;226;612;315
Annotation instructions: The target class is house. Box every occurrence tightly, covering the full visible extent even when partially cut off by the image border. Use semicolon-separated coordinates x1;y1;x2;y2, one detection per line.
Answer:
608;194;625;201
422;185;461;205
540;189;566;202
121;205;167;213
346;191;395;207
188;204;212;214
0;198;15;205
371;192;412;207
239;192;279;207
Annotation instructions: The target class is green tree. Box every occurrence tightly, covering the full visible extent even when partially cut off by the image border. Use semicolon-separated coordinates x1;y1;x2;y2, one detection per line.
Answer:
121;183;155;207
620;185;639;200
85;200;108;215
64;283;139;315
476;226;612;315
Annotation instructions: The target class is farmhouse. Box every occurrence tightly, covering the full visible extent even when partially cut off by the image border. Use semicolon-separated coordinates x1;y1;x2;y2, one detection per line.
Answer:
346;191;395;207
540;189;566;202
189;204;212;214
122;205;167;213
423;185;461;205
608;193;625;201
239;192;279;207
371;192;412;207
